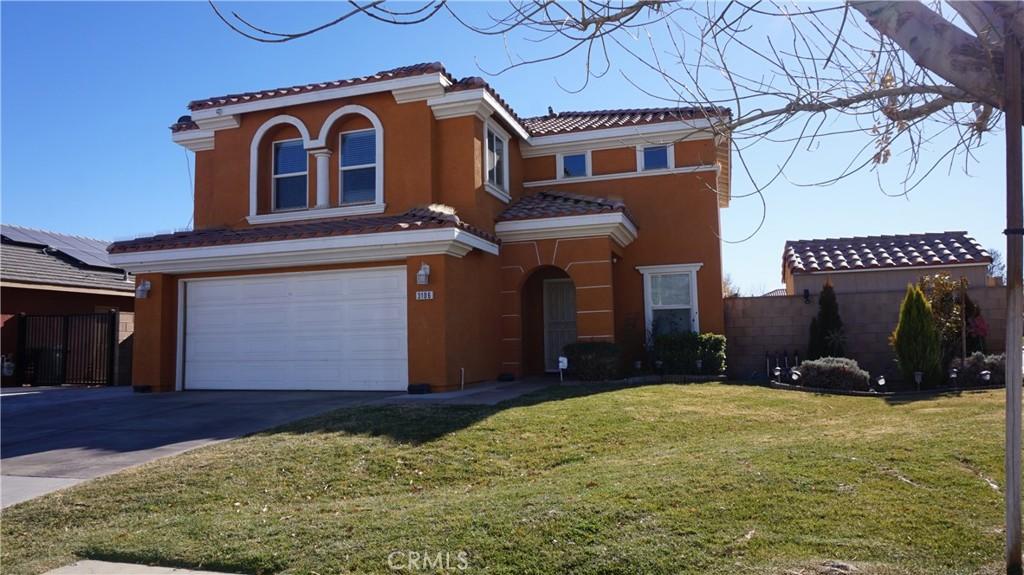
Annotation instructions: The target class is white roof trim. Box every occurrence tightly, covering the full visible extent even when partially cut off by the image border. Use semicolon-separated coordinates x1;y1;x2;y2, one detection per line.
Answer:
636;263;703;275
524;164;717;188
190;73;450;121
0;280;134;297
427;88;531;140
495;212;637;248
172;129;215;152
108;227;499;274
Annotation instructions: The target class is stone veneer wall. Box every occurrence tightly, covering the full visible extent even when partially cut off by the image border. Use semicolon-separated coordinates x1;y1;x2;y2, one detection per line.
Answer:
724;287;1008;380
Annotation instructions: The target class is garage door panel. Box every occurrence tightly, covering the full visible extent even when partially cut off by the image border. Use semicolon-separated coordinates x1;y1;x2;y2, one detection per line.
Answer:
184;268;408;391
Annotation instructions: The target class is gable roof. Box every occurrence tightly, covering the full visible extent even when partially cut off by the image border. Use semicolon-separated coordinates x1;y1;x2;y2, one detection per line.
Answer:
783;231;991;279
497;190;633;223
108;206;497;254
1;225;133;293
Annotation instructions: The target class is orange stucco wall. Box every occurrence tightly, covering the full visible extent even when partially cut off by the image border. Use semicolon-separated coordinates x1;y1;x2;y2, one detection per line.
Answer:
132;88;728;392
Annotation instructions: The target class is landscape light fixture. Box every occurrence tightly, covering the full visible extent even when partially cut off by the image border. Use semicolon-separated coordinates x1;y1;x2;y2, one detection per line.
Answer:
981;370;993;383
790;369;801;383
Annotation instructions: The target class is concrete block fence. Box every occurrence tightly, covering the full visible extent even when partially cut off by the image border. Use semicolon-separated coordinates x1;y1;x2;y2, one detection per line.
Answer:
723;287;1008;380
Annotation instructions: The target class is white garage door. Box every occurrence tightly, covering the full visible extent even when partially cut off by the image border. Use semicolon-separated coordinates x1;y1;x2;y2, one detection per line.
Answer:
182;267;408;391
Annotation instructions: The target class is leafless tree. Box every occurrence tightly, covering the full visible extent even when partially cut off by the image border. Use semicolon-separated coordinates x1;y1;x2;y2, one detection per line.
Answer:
210;1;1023;571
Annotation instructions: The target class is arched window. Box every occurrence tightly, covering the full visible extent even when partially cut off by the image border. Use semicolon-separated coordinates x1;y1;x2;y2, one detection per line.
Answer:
249;115;312;219
314;105;384;211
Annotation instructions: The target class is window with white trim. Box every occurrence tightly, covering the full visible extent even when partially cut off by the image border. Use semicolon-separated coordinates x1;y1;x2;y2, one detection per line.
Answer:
640;145;672;171
339;129;377;205
639;264;701;337
485;123;508;194
559;152;589;179
272;139;308;211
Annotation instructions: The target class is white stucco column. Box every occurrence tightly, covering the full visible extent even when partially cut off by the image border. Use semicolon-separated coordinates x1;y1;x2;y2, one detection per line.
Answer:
311;148;332;208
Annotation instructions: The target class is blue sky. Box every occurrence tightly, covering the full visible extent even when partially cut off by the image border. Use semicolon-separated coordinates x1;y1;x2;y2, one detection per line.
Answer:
0;2;1009;294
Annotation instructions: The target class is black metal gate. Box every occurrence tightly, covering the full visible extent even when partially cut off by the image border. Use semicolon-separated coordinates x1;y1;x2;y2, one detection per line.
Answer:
16;311;119;386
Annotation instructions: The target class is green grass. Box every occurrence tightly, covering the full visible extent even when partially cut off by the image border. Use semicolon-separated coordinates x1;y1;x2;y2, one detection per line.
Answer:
1;383;1013;574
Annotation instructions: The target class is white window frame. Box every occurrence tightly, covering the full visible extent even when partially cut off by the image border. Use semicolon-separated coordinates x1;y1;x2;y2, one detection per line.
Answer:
557;150;592;180
636;143;675;172
339;128;378;206
637;263;702;337
271;138;308;213
483;121;510;202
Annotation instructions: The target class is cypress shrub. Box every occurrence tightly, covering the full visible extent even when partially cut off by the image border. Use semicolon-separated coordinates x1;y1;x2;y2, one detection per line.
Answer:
891;284;942;388
807;283;845;359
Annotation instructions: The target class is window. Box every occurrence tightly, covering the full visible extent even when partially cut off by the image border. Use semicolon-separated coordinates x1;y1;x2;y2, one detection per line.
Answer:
638;264;701;337
641;145;671;171
272;140;308;211
485;124;508;192
560;153;588;178
340;129;377;205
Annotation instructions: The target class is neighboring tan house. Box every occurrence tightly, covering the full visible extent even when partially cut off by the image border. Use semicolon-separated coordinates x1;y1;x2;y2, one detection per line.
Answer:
108;62;732;393
782;231;993;296
1;224;135;386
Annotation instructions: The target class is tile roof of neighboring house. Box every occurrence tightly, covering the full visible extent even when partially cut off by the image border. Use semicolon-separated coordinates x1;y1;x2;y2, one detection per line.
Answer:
783;231;991;278
521;107;731;136
497;190;634;223
108;206;498;254
1;227;134;293
762;288;789;297
172;63;728;137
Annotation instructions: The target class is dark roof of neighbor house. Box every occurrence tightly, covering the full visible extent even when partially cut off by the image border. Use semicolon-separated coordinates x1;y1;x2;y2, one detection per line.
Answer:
108;206;498;254
783;231;991;278
174;62;729;136
0;225;133;292
497;190;634;223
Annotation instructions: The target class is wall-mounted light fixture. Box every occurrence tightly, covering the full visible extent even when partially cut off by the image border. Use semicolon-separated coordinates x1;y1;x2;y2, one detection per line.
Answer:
135;280;152;299
416;263;431;286
803;288;811;304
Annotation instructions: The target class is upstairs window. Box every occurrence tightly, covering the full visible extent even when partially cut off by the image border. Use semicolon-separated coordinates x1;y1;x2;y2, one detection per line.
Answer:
641;145;671;171
340;130;377;205
272;140;308;211
485;124;508;192
560;152;589;179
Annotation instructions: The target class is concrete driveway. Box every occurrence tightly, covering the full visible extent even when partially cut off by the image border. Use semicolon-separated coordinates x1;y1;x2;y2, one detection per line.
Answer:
1;386;398;508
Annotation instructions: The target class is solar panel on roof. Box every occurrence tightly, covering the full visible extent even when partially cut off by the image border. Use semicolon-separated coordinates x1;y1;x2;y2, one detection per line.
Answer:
0;224;117;270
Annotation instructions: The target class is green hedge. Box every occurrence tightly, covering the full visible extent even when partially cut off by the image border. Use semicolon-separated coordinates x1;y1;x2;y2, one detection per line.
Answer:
563;342;622;381
652;332;727;375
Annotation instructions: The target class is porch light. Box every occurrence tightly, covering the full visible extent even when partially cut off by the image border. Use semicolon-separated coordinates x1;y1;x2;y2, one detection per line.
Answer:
135;280;152;299
416;263;431;285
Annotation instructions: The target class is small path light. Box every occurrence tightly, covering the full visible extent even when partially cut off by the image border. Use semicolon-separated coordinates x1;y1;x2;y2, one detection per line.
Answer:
914;371;923;392
790;369;801;383
876;375;886;389
949;368;959;385
695;359;703;373
981;370;992;383
773;366;782;383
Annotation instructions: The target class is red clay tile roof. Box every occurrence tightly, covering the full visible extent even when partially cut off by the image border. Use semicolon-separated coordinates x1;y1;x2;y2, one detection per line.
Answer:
173;64;728;137
783;231;991;277
108;206;497;254
497;190;634;224
521;107;731;136
187;62;451;112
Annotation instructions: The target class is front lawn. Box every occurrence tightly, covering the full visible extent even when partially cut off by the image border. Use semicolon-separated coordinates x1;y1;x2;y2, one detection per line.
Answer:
1;383;1010;574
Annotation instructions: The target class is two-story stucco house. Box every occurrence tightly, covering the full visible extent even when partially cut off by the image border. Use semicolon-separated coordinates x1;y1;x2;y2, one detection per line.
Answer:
109;63;732;393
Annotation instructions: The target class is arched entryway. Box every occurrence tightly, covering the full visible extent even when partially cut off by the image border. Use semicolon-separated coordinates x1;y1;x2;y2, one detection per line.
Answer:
521;266;577;375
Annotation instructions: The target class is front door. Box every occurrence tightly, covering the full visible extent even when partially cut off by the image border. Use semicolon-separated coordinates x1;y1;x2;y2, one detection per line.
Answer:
543;279;577;372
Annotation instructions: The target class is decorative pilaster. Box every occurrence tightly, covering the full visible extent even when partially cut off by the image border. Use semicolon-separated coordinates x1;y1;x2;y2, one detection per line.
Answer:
311;148;332;208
